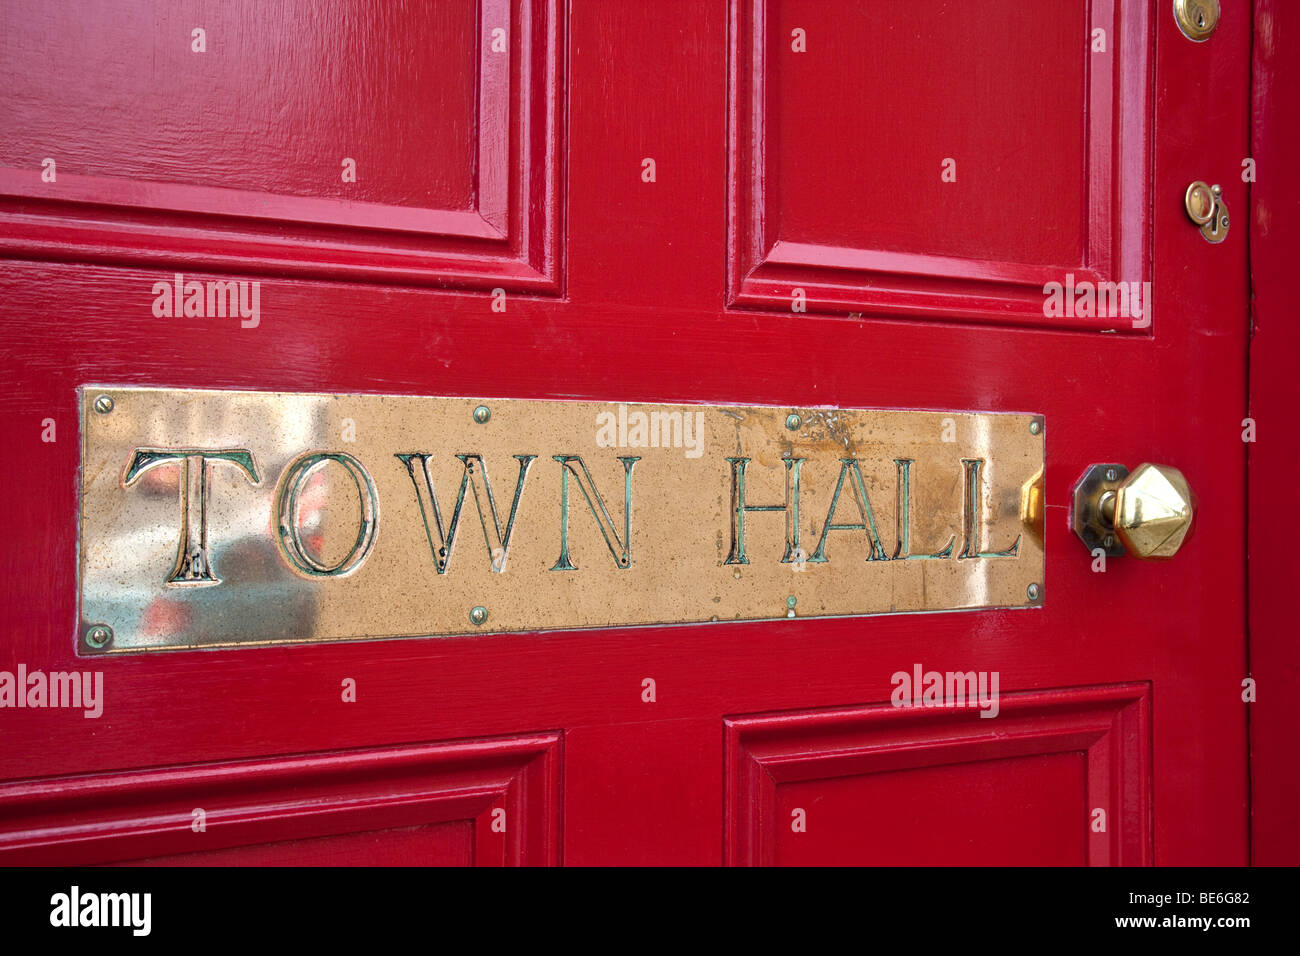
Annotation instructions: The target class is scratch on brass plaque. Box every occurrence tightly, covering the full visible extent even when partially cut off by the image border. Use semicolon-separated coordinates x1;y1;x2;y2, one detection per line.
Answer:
78;388;1046;653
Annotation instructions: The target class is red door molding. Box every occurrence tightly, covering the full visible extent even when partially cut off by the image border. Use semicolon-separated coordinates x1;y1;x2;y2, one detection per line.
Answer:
0;732;561;866
726;0;1153;331
726;684;1151;866
0;0;565;292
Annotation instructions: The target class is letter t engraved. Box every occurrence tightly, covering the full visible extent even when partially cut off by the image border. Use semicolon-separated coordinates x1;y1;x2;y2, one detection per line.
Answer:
123;448;260;586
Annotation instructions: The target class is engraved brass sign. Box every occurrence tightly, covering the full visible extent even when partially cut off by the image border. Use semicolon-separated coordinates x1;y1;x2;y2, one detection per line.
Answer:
78;388;1045;653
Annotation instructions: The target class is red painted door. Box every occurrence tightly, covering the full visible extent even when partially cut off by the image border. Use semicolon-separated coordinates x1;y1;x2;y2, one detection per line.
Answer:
0;0;1251;865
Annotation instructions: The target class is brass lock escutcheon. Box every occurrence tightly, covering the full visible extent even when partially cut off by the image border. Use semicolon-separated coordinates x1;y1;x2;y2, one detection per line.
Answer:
1174;0;1219;41
1072;463;1196;559
1185;181;1229;243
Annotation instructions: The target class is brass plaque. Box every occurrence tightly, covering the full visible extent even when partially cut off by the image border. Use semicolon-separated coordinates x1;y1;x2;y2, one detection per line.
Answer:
78;388;1045;653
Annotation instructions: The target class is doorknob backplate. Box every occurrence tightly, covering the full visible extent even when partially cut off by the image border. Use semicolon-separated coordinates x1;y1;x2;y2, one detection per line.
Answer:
1072;464;1130;557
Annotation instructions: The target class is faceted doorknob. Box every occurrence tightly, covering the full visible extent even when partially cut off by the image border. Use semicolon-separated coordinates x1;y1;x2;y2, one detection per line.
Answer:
1071;463;1196;559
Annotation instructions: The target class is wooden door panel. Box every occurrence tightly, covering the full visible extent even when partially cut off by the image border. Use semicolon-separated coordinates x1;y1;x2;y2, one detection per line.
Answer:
729;0;1152;329
0;734;561;866
763;0;1088;263
1;2;481;209
0;0;564;291
726;685;1150;866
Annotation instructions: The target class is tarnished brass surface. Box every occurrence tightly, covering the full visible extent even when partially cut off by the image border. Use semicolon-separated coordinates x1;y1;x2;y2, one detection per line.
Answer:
1071;463;1131;557
79;388;1046;653
1185;181;1230;244
1174;0;1220;41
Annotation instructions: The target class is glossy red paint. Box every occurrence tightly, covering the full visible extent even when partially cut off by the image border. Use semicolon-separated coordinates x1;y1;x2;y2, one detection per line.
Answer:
728;0;1154;330
726;685;1151;866
0;735;560;866
0;0;563;291
0;0;1257;864
1248;0;1300;868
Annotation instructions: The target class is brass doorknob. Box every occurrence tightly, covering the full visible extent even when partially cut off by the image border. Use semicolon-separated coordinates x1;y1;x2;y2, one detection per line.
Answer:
1071;463;1196;559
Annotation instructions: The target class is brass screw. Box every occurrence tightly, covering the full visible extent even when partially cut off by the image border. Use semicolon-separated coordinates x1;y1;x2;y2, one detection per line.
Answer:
85;624;113;649
93;395;114;414
785;413;802;431
1105;467;1119;482
473;405;491;424
469;606;488;626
